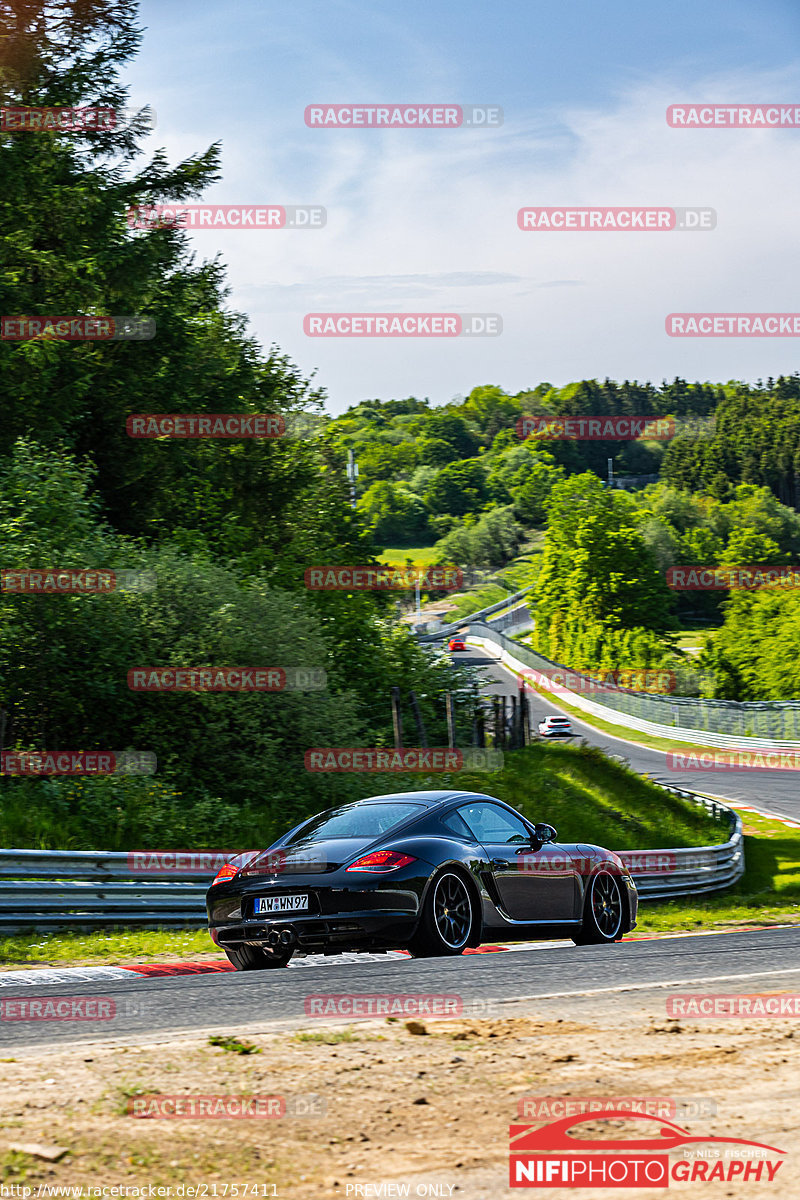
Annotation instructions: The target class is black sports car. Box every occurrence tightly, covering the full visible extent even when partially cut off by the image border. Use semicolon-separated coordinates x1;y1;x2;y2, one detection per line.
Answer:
206;789;638;969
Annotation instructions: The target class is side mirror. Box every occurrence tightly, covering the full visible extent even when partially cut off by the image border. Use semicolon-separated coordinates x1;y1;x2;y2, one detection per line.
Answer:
533;822;557;845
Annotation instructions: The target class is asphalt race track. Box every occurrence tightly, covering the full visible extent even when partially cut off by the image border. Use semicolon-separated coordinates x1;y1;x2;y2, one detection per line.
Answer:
1;927;799;1051
462;641;800;823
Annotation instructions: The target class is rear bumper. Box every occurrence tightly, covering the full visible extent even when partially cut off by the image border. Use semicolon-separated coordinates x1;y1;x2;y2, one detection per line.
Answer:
211;909;418;952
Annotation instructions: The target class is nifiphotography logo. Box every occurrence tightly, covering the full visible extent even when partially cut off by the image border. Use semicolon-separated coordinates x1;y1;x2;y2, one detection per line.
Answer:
508;1112;785;1187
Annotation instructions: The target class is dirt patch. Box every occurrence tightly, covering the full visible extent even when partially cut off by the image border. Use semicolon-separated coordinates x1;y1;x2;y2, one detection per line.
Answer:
0;1009;797;1198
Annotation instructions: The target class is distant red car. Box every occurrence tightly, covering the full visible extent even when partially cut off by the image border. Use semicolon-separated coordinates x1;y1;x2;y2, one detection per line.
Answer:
448;637;467;652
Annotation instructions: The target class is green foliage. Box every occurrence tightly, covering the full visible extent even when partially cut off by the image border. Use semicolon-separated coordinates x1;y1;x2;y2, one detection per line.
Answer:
661;375;800;506
208;1035;260;1054
533;475;674;669
423;459;489;516
357;480;429;543
433;506;525;569
700;587;800;699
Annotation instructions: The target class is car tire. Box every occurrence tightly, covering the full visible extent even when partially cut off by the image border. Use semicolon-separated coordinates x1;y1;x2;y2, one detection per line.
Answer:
572;870;624;945
408;870;475;958
224;945;293;971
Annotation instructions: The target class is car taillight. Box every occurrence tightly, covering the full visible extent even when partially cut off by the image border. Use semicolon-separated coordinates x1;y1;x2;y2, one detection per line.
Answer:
210;850;260;885
345;851;417;873
211;862;239;885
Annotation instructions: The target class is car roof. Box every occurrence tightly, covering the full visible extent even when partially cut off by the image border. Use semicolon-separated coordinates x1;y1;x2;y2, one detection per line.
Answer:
357;790;500;809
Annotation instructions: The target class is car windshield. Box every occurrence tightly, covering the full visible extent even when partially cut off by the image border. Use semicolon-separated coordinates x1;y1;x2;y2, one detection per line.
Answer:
286;801;424;842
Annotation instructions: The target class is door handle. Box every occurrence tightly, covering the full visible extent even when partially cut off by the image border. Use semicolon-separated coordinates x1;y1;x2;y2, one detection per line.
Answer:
489;858;507;870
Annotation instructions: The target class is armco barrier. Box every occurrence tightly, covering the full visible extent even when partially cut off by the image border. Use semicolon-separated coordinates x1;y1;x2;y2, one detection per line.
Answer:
0;849;208;930
0;791;743;930
466;624;800;749
422;588;531;641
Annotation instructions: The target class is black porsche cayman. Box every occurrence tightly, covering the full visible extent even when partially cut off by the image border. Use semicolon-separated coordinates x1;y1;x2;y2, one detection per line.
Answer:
206;789;638;969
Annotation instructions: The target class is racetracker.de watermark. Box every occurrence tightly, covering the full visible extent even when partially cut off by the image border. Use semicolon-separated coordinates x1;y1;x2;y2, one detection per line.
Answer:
128;1094;325;1118
0;751;156;776
127;414;285;438
517;415;674;440
304;104;502;127
667;750;800;772
304;748;503;772
304;565;463;590
0;106;155;131
1;569;156;593
1;996;116;1021
515;851;676;876
666;565;800;589
521;667;678;695
667;313;800;336
517;1096;717;1119
128;667;326;692
518;207;715;231
303;313;501;336
127;205;325;230
303;993;498;1018
1;316;155;341
129;849;327;874
667;104;800;127
667;993;800;1017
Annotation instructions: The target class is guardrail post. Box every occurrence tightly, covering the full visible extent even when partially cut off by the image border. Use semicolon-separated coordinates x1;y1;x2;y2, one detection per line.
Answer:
445;692;457;749
408;690;428;748
509;694;518;749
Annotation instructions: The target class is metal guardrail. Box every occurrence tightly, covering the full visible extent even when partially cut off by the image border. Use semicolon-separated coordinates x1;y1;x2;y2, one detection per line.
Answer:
626;785;744;900
419;588;531;641
0;850;208;930
0;786;744;930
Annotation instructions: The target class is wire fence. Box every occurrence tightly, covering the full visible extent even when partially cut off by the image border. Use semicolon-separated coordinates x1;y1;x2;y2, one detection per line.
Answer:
466;622;800;742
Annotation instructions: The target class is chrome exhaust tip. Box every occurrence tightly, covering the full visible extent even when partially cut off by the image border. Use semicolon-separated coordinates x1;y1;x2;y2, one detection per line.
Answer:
268;930;281;947
279;928;296;946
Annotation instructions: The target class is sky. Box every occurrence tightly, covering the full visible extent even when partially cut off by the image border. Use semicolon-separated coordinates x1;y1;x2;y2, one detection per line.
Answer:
124;0;800;413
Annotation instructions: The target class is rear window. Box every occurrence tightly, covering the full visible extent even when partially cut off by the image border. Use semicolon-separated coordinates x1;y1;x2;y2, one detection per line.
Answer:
286;802;424;842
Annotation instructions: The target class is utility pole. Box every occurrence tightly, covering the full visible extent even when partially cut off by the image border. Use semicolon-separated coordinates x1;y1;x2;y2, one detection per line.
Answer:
346;449;359;508
607;456;614;489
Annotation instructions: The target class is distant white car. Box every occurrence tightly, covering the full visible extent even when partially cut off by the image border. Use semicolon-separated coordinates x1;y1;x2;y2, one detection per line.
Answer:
538;715;574;738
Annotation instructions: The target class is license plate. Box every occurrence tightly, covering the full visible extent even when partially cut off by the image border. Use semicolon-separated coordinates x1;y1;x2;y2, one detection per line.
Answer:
253;894;309;915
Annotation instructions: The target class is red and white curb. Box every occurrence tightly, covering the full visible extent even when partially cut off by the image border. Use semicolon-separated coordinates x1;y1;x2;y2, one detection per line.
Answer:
0;927;792;989
0;944;516;987
726;801;800;829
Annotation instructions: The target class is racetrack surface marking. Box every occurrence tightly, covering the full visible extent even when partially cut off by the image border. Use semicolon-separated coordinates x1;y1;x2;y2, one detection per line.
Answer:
0;925;792;987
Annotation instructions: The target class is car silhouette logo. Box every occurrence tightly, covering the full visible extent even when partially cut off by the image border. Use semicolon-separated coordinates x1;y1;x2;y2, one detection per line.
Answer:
510;1111;785;1155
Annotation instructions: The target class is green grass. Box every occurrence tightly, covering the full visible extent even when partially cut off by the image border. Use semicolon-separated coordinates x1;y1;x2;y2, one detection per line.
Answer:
449;743;721;850
375;545;442;566
208;1034;260;1054
444;583;510;621
632;809;800;933
0;926;218;968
